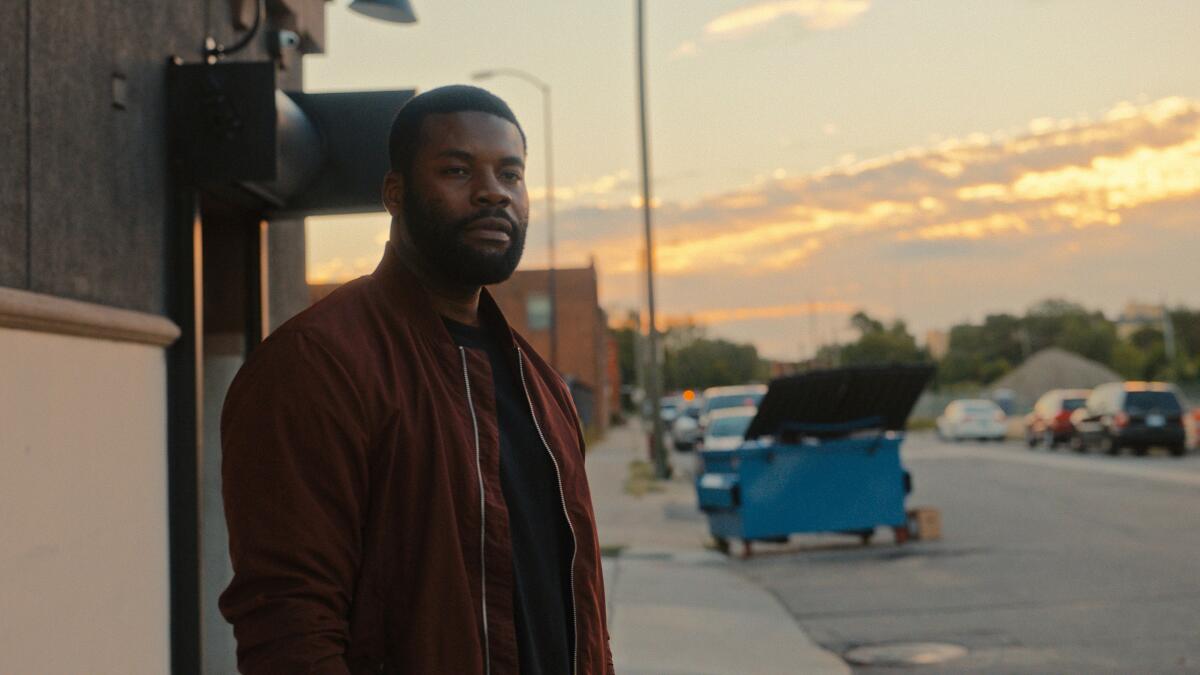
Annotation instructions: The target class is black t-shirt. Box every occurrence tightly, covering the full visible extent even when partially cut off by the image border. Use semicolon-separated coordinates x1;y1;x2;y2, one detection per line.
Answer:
444;317;573;675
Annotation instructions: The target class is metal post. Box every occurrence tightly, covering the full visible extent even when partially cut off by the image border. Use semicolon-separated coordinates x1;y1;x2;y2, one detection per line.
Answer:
1162;301;1177;376
166;187;203;675
636;0;669;479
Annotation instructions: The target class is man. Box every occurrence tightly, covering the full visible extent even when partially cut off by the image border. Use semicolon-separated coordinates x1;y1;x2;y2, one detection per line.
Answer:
220;85;614;675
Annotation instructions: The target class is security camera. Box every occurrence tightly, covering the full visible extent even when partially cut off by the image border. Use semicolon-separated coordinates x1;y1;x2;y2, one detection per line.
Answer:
268;30;301;58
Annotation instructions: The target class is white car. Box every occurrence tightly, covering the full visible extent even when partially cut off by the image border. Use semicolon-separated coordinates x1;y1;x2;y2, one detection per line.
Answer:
699;384;767;431
699;406;758;452
671;407;703;450
937;399;1007;441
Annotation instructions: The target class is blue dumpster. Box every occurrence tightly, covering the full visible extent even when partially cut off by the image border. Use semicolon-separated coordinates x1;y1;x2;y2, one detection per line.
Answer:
695;365;935;555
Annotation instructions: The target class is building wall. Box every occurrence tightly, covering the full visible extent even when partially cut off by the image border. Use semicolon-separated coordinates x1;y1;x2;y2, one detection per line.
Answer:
0;0;316;318
0;1;28;289
0;2;328;671
11;2;200;312
606;333;622;422
0;326;171;675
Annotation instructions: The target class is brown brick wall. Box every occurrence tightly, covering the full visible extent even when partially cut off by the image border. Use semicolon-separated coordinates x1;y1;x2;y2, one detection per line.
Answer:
488;265;608;431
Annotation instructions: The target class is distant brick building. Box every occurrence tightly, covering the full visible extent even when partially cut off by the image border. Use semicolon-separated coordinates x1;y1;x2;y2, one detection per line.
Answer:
925;329;950;360
490;264;615;433
1116;301;1166;339
310;261;617;433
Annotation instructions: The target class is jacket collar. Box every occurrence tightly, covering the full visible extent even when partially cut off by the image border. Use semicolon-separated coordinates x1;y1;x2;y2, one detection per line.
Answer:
371;242;520;353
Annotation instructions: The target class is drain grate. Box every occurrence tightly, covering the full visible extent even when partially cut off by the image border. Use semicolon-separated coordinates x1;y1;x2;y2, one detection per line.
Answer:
844;642;968;666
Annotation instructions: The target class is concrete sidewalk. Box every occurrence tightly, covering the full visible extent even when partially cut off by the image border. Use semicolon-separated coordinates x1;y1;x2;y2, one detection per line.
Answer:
587;421;849;675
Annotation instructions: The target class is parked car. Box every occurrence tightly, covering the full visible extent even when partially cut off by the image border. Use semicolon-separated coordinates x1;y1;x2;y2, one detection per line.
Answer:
1069;381;1187;456
660;396;682;424
699;384;767;430
670;400;704;451
936;399;1007;441
697;405;758;452
641;395;681;424
1024;388;1091;449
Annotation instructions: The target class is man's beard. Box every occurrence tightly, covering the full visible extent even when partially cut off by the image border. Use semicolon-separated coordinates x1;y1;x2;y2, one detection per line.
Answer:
403;187;527;286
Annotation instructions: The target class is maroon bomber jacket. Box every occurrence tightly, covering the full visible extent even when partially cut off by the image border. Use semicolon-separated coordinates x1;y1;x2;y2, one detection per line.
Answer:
219;244;614;674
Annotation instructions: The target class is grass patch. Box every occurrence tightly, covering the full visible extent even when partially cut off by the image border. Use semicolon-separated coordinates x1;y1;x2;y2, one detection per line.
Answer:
907;416;937;431
599;544;626;558
623;459;664;496
583;425;605;449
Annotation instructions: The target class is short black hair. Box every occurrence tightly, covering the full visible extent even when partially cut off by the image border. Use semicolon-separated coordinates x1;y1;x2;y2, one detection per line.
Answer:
388;85;526;175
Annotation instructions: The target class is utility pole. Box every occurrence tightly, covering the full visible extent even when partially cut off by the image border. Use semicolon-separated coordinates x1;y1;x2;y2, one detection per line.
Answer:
636;0;669;479
1162;301;1177;377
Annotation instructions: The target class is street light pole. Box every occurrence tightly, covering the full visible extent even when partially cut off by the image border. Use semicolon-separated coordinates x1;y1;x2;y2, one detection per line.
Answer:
471;68;558;370
635;0;670;480
542;86;558;371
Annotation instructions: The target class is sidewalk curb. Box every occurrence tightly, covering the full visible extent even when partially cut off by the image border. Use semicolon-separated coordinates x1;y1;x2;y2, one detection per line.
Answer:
589;423;850;674
604;547;851;675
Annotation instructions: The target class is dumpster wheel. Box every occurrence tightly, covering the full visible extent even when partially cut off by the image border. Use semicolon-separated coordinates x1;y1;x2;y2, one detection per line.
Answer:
714;536;730;554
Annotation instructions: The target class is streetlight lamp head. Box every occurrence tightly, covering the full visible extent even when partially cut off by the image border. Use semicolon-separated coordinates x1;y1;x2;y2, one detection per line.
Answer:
348;0;417;24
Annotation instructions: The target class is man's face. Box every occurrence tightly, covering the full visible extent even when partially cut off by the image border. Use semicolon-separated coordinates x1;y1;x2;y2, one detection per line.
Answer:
396;111;530;286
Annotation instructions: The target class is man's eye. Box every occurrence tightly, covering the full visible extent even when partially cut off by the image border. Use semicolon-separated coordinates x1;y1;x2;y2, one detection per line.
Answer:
443;166;468;176
501;171;523;182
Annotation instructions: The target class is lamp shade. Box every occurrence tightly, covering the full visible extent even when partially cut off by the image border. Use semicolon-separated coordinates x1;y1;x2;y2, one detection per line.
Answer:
348;0;417;23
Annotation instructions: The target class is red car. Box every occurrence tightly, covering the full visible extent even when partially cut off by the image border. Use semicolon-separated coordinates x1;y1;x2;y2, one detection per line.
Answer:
1025;388;1091;449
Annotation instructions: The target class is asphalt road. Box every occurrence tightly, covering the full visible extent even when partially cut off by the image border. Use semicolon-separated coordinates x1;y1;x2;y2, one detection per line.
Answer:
736;433;1200;674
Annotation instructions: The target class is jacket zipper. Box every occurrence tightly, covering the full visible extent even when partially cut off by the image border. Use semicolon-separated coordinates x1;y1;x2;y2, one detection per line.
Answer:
459;347;491;675
516;347;579;675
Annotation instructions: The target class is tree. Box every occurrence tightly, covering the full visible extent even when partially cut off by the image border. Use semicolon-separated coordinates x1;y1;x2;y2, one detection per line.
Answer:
849;311;885;336
936;298;1120;386
611;324;638;398
1111;340;1146;380
663;335;766;391
1024;299;1115;364
832;311;930;367
613;320;769;393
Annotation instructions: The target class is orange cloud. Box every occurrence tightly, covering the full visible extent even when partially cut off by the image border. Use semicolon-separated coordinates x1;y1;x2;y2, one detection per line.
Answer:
669;300;857;326
600;97;1200;274
306;97;1200;361
308;255;378;283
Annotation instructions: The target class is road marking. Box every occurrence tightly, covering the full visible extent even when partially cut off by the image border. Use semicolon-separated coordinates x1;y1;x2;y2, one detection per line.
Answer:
907;443;1200;488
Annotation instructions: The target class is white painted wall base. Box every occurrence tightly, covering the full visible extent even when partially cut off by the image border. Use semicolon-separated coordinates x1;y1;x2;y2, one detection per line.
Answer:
0;326;171;675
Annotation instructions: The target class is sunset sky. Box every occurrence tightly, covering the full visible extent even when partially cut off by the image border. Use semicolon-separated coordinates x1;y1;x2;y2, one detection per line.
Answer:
304;0;1200;360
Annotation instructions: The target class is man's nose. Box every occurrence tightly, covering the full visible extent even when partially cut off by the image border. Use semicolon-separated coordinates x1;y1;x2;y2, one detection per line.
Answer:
472;173;511;207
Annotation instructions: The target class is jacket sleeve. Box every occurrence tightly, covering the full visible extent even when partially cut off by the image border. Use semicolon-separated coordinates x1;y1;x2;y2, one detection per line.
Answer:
219;331;372;674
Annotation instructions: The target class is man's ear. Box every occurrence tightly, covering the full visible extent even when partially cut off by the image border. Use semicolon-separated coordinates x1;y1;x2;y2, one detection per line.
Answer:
383;170;404;217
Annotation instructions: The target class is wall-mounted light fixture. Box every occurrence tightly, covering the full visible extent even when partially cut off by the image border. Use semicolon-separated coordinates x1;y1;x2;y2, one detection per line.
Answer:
205;1;416;64
348;0;418;23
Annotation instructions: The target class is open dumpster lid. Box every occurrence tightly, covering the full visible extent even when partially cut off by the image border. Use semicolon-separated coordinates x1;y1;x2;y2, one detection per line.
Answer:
744;364;936;440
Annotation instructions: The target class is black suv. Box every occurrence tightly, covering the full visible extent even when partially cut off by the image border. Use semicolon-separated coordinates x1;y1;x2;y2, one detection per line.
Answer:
1069;382;1188;457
